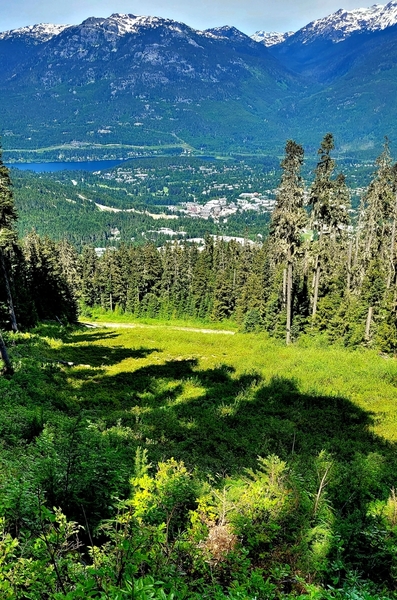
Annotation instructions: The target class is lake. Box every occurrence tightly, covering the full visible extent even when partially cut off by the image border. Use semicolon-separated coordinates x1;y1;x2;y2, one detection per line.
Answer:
6;159;127;173
6;155;220;173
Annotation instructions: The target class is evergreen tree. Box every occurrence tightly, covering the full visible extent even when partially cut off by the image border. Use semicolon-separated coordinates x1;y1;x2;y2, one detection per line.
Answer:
211;268;235;321
97;249;122;312
116;243;133;312
0;144;20;373
386;162;397;290
308;133;350;320
190;237;215;319
0;144;19;333
270;140;306;343
58;239;81;301
354;139;396;343
23;232;78;322
80;246;99;308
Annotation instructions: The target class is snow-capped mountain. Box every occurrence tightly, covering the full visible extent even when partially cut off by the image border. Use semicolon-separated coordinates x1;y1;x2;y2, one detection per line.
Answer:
82;13;174;36
267;0;397;83
0;14;255;48
0;11;295;152
0;14;186;43
1;5;397;158
293;1;397;44
0;11;290;100
204;26;256;42
251;31;294;46
65;13;204;41
0;23;69;43
253;2;397;50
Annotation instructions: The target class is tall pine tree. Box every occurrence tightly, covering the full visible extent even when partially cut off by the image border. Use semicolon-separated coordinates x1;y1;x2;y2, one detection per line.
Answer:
308;133;350;320
0;145;19;334
270;140;306;344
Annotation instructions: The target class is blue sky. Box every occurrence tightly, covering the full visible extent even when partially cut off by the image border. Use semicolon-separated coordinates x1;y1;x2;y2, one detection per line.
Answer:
0;0;380;35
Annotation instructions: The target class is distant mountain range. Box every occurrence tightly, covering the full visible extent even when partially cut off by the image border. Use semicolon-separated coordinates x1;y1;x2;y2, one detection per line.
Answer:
254;1;397;45
2;3;397;160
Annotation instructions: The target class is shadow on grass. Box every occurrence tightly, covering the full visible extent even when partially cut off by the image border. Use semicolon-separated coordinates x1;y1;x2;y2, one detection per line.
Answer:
63;356;396;579
50;343;161;368
28;324;161;368
21;326;397;582
33;322;120;344
28;326;390;476
62;350;389;475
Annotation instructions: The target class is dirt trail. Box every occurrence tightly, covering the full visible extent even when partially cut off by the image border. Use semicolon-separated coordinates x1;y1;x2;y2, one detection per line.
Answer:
81;321;236;335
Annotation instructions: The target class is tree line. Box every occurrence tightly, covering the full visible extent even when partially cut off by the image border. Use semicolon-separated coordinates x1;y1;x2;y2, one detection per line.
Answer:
0;147;79;370
1;134;397;356
67;134;396;351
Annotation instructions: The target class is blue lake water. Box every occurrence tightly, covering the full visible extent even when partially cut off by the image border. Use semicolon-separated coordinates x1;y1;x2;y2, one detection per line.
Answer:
6;159;127;173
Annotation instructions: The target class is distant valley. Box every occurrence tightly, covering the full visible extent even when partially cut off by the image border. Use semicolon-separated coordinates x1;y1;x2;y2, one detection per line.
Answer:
11;153;372;248
11;156;278;248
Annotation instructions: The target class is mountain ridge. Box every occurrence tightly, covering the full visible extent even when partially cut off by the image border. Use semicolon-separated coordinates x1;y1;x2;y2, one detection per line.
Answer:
0;12;301;158
294;0;397;44
0;22;69;43
251;0;397;46
1;5;397;159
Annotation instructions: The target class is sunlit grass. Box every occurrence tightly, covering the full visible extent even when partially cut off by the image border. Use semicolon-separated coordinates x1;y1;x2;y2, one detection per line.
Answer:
81;307;238;331
37;323;397;444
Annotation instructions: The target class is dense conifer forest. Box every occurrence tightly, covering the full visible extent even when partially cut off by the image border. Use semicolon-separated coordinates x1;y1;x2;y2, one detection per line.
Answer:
2;136;397;598
73;135;397;351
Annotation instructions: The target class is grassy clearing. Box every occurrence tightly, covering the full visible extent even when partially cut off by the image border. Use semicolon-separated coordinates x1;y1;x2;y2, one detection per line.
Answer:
83;307;239;331
33;323;397;469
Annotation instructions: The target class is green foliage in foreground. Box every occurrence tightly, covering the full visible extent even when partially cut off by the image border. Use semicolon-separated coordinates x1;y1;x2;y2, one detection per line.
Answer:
1;324;397;597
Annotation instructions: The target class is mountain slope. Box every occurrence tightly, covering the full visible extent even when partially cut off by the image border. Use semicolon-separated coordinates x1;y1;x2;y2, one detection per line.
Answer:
0;13;302;156
285;22;397;151
2;5;397;159
269;1;397;82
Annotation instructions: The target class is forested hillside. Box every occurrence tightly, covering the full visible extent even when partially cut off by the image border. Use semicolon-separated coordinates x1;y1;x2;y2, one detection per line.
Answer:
3;6;397;161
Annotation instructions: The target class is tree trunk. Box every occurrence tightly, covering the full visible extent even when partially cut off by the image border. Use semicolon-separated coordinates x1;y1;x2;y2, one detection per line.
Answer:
282;268;287;309
346;238;353;292
0;330;13;375
312;254;320;319
365;306;373;342
0;249;18;333
353;203;365;290
286;260;293;345
387;215;396;289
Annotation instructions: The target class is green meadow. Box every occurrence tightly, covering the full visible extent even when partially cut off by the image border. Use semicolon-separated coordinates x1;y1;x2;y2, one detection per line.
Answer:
41;322;397;448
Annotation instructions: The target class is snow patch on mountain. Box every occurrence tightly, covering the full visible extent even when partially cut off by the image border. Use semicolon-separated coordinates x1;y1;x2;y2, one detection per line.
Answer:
76;13;206;42
0;23;69;42
0;14;193;45
297;1;397;44
202;26;251;42
79;13;183;36
251;31;294;46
